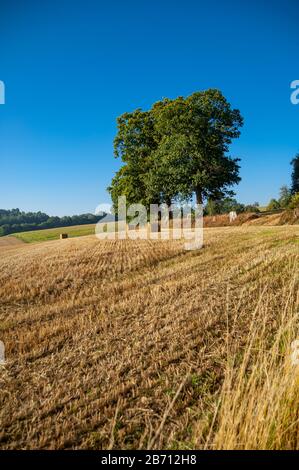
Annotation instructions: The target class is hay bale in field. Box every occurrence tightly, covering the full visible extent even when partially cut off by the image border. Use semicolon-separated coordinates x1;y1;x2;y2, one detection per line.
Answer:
60;233;68;239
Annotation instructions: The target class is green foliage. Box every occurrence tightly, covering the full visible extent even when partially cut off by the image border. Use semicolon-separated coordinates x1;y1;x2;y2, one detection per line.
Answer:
266;199;281;211
278;185;292;208
108;89;243;210
205;198;260;215
290;154;299;194
108;108;160;211
244;203;260;213
205;197;244;215
288;192;299;209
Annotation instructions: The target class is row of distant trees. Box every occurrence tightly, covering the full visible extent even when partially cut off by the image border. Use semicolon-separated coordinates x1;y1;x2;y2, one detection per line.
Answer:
205;154;299;215
204;199;259;216
0;209;103;237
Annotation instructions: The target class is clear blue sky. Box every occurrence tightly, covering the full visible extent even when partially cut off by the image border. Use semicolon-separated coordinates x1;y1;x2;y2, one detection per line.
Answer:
0;0;298;215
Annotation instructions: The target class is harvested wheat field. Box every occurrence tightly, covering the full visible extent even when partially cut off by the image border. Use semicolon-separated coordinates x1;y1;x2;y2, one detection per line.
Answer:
0;226;298;449
0;237;24;250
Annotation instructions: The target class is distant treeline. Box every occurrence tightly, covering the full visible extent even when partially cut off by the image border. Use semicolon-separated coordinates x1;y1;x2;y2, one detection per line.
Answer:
0;209;104;236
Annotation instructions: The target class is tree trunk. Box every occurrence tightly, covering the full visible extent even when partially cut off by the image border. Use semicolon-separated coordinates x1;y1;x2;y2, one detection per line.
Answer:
165;198;173;220
195;188;203;205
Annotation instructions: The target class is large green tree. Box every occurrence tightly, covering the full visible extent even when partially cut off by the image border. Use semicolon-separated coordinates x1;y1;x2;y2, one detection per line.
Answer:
108;90;243;209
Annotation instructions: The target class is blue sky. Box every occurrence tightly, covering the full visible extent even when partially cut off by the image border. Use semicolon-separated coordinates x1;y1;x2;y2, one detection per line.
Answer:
0;0;298;215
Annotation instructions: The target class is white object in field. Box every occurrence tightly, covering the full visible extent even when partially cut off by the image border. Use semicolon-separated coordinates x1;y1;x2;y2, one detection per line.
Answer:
291;340;299;366
229;211;237;223
0;340;5;365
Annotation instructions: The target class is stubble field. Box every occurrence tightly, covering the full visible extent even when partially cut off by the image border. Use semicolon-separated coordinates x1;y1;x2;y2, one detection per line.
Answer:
0;226;298;449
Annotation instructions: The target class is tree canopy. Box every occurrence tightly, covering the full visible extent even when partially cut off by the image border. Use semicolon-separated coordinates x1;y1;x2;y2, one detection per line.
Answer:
108;89;243;211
